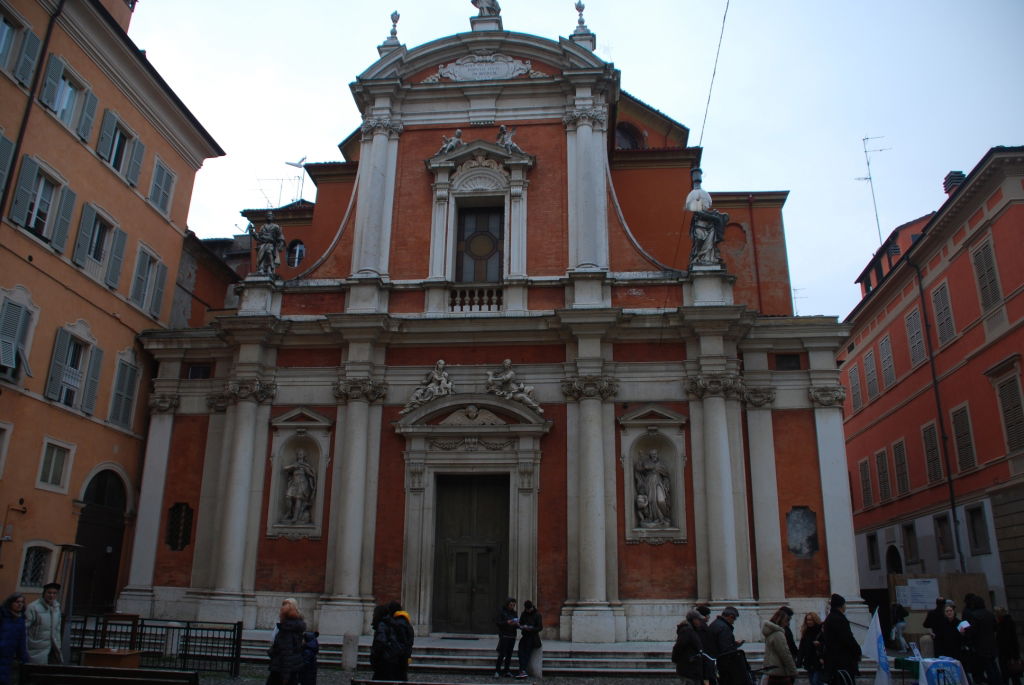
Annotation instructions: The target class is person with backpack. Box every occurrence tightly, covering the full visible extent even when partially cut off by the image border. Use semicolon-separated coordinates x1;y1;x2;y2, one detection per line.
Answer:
298;630;319;685
371;600;414;681
674;610;709;685
267;598;306;685
495;597;519;678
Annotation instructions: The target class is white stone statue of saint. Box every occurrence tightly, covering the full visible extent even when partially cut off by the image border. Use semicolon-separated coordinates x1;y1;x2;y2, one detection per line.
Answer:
485;359;543;414
401;360;455;414
472;0;501;16
247;211;286;276
684;168;728;268
282;449;316;524
634;448;671;528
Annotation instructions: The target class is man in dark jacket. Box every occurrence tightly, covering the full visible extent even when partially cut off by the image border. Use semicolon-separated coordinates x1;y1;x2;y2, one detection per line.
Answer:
709;606;747;685
495;597;519;677
696;605;718;685
515;600;542;679
822;594;861;681
923;597;946;636
964;594;999;685
371;600;414;682
675;610;709;685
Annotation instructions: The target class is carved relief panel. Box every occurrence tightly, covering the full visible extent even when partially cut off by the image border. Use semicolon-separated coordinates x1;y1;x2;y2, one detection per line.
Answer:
266;408;333;540
618;405;688;544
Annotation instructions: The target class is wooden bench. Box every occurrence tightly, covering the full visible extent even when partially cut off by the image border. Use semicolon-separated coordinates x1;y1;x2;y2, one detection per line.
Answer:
20;663;200;685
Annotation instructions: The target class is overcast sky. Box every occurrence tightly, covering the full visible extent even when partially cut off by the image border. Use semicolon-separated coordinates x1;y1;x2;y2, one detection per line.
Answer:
128;1;1023;320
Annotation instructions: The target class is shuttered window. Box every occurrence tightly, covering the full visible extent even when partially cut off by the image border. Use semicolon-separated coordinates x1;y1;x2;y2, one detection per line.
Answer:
906;309;925;366
9;156;76;253
129;249;167;319
865;350;879;399
44;328;102;414
875;449;891;501
109;360;139;429
972;242;1001;312
893;440;910;495
996;375;1024;453
38;54;97;140
932;282;955;345
951;405;976;471
97;110;145;186
859;460;873;508
879;336;895;388
0;298;32;380
923;423;942;483
849;364;863;411
148;160;175;214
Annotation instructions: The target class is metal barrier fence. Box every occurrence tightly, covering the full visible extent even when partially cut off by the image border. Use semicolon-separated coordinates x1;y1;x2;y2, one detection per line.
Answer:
68;614;243;677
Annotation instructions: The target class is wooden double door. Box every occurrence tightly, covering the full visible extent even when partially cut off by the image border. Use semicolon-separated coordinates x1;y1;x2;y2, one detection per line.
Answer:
432;474;510;633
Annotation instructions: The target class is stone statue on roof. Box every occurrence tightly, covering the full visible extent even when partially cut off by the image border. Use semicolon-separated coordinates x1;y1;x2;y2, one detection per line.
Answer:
685;168;729;268
472;0;501;17
247;211;286;276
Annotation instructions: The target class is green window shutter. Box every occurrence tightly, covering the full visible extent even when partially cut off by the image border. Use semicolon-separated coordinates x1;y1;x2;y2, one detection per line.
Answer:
96;110;116;161
149;261;167;318
72;204;97;266
81;346;103;415
76;91;98;142
44;328;72;401
9;156;39;227
13;30;41;86
50;186;76;253
125;139;145;186
104;228;127;288
0;134;15;193
0;300;24;369
39;54;63;110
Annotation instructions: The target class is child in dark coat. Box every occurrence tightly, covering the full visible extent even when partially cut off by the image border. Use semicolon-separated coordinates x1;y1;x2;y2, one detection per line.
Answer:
298;631;319;685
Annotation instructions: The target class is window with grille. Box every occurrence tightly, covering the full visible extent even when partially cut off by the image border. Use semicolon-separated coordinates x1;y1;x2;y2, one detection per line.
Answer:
879;336;895;389
865;350;879;399
875;449;891;501
923;423;942;483
906;309;925;366
849;364;863;411
934;514;955;559
966;505;990;555
902;523;919;562
20;546;51;587
893;440;910;495
972;242;1001;312
165;502;194;551
866;533;880;569
932;282;955;345
859;460;872;508
996;375;1024;454
951;405;976;471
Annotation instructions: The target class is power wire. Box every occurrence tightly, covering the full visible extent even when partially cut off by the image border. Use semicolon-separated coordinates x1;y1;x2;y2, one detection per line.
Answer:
698;0;731;148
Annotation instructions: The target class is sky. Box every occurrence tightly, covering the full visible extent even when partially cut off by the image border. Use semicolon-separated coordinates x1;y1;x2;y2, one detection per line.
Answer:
128;1;1023;320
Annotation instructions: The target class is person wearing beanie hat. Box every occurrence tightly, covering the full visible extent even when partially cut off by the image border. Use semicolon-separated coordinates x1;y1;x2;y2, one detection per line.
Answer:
822;593;860;681
694;606;718;685
674;610;708;685
25;583;62;664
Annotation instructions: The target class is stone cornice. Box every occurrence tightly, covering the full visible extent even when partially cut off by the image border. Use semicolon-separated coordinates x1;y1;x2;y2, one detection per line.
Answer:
560;375;618;401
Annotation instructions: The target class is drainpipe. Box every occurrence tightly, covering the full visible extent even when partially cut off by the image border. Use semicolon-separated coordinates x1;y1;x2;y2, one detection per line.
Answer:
0;0;67;215
907;255;967;573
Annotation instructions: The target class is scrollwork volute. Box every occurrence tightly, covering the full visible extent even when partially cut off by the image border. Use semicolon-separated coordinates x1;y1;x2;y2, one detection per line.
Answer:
360;117;404;141
562;107;607;130
227;379;276;404
809;385;846;407
148;394;180;414
743;386;777;408
334;378;388;403
206;392;230;413
560;375;619;401
685;374;741;400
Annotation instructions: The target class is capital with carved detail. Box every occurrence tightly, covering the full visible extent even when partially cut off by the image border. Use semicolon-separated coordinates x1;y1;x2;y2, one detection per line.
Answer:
360;117;404;141
334;378;388;404
206;392;230;413
808;385;846;408
227;379;276;404
561;375;618;401
685;374;742;400
743;386;776;408
148;394;180;414
562;107;607;131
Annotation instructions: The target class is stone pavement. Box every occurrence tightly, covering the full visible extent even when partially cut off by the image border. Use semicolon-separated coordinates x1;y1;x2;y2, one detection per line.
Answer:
199;664;676;684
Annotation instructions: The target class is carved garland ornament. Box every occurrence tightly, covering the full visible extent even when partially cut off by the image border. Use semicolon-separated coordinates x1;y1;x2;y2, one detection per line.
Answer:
743;386;777;408
428;437;515;451
334;378;388;403
560;375;618;401
227;379;277;404
148;394;180;413
685;374;742;400
809;385;846;407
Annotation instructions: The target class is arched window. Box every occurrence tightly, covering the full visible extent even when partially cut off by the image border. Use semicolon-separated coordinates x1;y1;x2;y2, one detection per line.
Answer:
287;240;305;268
615;123;645;150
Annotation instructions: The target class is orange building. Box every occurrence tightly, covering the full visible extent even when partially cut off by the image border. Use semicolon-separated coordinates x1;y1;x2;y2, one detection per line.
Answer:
0;0;222;612
840;147;1024;614
120;7;862;642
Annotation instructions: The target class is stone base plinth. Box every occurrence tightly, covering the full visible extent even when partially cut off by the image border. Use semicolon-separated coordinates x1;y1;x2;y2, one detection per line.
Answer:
317;597;373;636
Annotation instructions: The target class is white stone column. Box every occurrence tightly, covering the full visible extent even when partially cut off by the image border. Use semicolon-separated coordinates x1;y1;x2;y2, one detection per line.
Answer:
215;380;276;591
689;375;740;600
351;117;402;278
561;374;618;642
810;385;860;599
744;387;785;601
564;103;608;271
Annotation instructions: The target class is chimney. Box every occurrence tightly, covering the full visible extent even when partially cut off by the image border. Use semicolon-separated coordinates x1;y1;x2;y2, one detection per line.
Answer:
943;171;966;195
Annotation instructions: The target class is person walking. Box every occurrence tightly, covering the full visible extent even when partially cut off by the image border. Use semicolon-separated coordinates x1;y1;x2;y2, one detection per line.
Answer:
266;598;305;685
515;600;542;679
494;597;519;678
25;582;62;664
890;603;910;653
763;607;798;685
709;606;747;685
370;601;414;682
696;605;718;685
0;594;31;685
822;594;861;684
964;594;1000;685
996;606;1021;685
674;610;709;685
797;612;824;685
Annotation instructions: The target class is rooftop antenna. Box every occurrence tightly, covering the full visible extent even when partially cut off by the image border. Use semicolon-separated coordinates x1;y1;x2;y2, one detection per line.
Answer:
285;156;307;202
791;287;807;316
856;136;891;245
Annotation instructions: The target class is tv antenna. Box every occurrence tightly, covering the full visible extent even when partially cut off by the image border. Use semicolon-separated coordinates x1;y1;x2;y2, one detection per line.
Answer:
855;136;891;245
791;287;807;316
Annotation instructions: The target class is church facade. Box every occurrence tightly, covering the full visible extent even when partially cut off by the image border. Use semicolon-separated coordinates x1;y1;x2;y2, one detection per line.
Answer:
118;7;861;642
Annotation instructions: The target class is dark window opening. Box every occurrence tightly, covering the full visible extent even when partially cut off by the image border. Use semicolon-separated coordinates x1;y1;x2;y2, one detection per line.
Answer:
183;362;212;380
615;123;645;150
775;353;802;371
456;206;503;283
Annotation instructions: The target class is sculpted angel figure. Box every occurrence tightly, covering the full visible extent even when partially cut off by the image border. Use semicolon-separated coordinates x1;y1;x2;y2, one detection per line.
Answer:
485;359;543;414
496;124;525;155
472;0;501;17
436;129;464;156
402;360;455;414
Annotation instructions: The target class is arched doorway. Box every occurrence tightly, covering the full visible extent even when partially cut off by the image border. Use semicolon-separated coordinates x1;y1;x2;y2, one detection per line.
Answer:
886;545;904;574
74;470;127;614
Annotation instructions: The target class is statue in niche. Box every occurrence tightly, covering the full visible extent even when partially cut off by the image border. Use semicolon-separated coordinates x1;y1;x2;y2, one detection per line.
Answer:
440;404;504;426
436;129;465;156
684;168;729;268
472;0;501;17
486;359;543;414
634;448;671;528
496;124;525;155
401;360;455;414
282;449;316;524
247;211;286;276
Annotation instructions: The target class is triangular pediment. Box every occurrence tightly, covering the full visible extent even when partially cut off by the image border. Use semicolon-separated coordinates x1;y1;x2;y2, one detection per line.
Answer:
618;404;687;428
271;407;333;428
426;139;533;169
